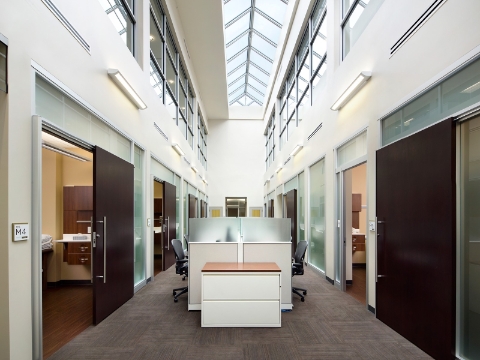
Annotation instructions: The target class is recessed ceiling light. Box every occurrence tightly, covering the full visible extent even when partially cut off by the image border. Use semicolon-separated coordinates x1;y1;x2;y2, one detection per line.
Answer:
150;35;154;42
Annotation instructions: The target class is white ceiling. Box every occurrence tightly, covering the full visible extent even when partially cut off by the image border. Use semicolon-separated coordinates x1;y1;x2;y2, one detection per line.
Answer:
175;0;229;120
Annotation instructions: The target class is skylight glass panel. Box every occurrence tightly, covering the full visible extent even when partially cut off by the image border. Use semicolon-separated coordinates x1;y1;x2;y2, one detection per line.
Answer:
226;51;247;73
251;33;276;61
250;52;272;74
227;64;246;82
224;0;251;24
249;66;269;84
226;33;248;60
253;13;281;44
255;0;288;24
225;13;249;44
223;0;289;106
248;77;267;94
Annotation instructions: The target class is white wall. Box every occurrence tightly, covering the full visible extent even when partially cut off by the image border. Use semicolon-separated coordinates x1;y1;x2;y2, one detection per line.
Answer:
263;0;480;309
208;119;265;214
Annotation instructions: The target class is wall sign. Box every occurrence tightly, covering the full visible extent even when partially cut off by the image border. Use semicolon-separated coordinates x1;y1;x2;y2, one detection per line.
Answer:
12;223;29;241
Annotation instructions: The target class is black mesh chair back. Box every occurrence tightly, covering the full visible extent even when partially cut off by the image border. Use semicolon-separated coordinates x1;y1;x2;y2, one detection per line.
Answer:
172;239;186;262
292;240;308;301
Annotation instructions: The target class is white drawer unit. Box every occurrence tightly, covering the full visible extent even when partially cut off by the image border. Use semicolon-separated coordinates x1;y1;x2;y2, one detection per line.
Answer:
201;262;281;327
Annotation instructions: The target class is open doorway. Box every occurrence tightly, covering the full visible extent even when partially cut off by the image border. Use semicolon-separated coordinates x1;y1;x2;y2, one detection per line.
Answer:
342;163;367;305
41;131;93;358
153;180;163;276
152;177;177;275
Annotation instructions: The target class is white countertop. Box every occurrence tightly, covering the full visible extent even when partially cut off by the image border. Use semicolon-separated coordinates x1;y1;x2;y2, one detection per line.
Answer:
56;234;91;243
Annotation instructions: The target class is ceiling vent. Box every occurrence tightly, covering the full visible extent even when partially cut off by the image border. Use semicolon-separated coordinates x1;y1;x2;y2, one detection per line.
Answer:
307;123;323;141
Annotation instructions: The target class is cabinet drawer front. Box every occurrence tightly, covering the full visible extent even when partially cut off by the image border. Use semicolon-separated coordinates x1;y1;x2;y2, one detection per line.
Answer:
352;235;365;243
203;275;280;300
202;301;280;326
67;254;91;265
71;242;91;253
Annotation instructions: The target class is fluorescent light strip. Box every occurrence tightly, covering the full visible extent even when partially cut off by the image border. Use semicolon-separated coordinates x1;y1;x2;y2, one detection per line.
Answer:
461;81;480;94
290;144;303;157
276;167;282;174
331;71;372;111
42;143;90;162
191;166;198;173
172;143;185;156
108;69;147;110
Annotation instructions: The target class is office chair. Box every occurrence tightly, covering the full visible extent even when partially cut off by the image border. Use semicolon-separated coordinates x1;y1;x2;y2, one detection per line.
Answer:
292;240;308;302
171;239;188;303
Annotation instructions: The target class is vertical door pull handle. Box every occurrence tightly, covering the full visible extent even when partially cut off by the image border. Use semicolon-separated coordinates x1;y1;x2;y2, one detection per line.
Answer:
166;217;170;250
95;217;106;283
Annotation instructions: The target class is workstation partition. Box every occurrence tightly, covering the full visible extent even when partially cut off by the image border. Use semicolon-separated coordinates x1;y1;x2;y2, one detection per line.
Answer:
188;218;292;311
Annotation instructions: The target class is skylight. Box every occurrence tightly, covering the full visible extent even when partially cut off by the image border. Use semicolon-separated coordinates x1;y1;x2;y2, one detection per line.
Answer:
224;0;289;106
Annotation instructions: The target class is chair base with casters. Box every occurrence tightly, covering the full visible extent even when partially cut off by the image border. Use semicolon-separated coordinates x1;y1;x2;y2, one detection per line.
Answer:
173;286;188;303
171;239;188;303
292;240;308;302
292;286;307;302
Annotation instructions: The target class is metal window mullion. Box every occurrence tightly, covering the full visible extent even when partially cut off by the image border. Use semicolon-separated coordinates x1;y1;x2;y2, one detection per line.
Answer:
227;47;248;63
254;7;282;28
249;73;268;87
311;8;327;39
150;8;164;40
228;72;247;87
309;15;313;106
341;0;361;28
312;53;327;80
150;51;165;81
226;29;249;48
247;83;264;96
227;61;248;77
251;46;273;63
244;0;256;106
119;0;135;23
251;29;277;47
249;61;270;76
225;8;251;28
245;92;262;105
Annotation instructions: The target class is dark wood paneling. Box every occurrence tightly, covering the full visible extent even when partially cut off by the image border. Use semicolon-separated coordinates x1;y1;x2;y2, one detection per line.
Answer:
63;211;77;234
189;194;197;218
63;186;76;211
286;189;297;257
163;181;176;270
75;186;93;210
77;210;93;234
67;253;91;265
352;194;361;212
376;119;455;360
352;212;359;229
269;199;274;218
71;242;91;254
200;200;205;218
93;146;134;325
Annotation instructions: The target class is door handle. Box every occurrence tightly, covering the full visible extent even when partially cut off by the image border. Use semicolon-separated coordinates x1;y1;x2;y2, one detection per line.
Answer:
95;217;106;283
166;217;170;250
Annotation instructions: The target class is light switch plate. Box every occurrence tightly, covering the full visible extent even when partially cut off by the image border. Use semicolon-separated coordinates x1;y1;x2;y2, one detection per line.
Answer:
369;221;375;231
147;218;151;227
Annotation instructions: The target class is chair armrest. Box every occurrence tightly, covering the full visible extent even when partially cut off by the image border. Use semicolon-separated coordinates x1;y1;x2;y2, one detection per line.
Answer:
177;259;188;264
292;262;303;268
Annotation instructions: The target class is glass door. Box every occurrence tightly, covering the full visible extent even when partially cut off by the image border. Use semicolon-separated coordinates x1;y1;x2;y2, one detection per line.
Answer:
335;171;345;290
459;116;480;359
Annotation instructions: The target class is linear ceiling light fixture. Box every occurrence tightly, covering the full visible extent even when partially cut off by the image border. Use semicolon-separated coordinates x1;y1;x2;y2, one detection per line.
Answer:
290;144;303;157
42;143;91;162
276;167;282;174
191;165;198;173
331;71;372;111
108;69;147;110
172;143;185;156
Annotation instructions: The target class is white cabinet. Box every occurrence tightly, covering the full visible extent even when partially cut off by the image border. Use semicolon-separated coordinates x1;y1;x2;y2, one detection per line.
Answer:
201;265;281;327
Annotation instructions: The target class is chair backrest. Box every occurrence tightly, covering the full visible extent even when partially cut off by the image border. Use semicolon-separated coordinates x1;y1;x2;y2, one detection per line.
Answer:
184;234;189;247
171;239;185;261
294;240;308;263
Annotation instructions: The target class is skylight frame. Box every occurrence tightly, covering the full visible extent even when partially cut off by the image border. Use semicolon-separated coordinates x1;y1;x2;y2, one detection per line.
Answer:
224;0;288;106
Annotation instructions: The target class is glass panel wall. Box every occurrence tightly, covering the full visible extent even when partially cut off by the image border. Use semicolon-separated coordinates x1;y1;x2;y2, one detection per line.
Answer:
198;113;207;169
309;159;325;272
175;174;181;240
298;172;305;244
133;145;145;286
278;0;327;148
0;40;6;93
382;58;480;146
265;111;275;170
226;197;247;217
337;130;367;168
35;75;131;162
459;116;480;359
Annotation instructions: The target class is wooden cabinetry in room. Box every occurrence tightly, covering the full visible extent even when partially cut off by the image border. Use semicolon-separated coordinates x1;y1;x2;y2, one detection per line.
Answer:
352;234;365;252
63;186;93;234
65;242;91;265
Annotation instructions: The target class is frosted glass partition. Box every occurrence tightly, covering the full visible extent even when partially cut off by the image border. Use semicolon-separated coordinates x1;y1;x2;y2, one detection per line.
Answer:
337;130;367;168
241;218;291;243
189;218;240;243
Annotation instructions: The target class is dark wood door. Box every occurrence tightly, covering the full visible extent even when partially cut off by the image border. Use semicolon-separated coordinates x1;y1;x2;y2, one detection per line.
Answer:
200;200;205;218
93;146;134;325
286;190;297;257
188;194;197;218
162;181;176;270
269;199;274;218
376;119;455;360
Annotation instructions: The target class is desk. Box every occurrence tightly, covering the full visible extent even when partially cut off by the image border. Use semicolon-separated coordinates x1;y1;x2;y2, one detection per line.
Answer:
201;262;281;327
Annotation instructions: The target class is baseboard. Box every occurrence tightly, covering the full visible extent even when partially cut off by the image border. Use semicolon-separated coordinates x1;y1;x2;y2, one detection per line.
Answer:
47;279;91;287
346;280;353;285
352;263;366;268
326;276;334;285
146;276;152;284
368;305;376;314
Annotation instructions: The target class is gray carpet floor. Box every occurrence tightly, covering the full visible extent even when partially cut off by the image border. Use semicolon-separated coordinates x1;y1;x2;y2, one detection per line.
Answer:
49;265;431;359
